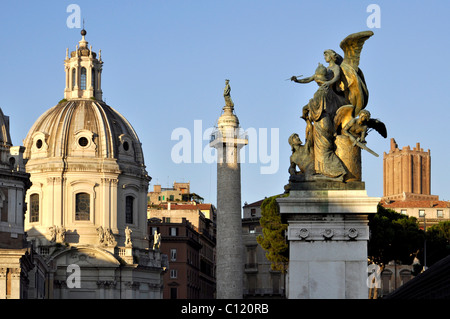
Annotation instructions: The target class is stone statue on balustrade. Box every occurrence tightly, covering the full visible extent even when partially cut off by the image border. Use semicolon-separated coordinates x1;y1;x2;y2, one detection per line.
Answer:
152;230;161;250
125;226;132;247
96;226;117;246
286;31;387;189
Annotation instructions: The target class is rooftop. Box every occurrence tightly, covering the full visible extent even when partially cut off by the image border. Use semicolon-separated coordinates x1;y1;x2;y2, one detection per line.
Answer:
381;199;450;209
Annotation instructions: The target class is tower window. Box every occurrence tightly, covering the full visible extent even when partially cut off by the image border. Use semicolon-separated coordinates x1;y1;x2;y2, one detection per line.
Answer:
125;196;134;224
92;68;96;89
80;67;87;90
75;193;90;221
30;194;39;223
72;68;76;89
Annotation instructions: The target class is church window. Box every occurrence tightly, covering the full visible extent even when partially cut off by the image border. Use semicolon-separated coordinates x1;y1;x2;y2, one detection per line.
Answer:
125;196;134;224
80;67;87;90
8;157;15;169
91;68;96;89
75;193;90;221
78;137;89;147
72;68;76;89
30;194;39;223
36;139;43;149
123;141;129;151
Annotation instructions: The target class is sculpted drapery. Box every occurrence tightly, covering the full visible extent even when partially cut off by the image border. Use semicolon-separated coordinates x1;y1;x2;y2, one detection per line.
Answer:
288;31;387;184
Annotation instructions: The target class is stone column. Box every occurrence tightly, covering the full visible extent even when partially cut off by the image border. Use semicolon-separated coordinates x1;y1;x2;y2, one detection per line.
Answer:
0;268;6;299
210;112;247;299
278;182;379;299
216;146;243;299
10;268;21;299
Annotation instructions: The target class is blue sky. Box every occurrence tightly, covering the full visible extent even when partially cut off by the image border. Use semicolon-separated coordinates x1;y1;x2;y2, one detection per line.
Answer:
0;1;449;207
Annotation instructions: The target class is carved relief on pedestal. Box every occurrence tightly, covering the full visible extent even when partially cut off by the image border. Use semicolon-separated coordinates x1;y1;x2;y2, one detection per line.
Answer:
347;227;359;239
322;229;334;239
289;224;366;241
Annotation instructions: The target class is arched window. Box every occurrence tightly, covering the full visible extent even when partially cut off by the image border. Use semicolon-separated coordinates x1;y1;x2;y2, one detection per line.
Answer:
91;68;96;90
80;67;87;90
75;193;90;221
125;196;134;224
30;194;39;223
72;68;76;89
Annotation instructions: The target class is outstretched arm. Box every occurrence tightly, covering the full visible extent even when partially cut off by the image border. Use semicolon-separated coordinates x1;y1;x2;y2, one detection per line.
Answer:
291;75;314;83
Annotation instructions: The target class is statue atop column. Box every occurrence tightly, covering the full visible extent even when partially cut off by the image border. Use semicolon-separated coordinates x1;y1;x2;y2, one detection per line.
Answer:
223;79;234;109
287;31;387;189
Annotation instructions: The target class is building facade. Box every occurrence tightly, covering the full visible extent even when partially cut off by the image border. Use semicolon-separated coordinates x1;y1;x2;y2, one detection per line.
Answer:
22;30;166;299
148;202;216;299
0;108;38;299
148;182;194;206
242;200;285;298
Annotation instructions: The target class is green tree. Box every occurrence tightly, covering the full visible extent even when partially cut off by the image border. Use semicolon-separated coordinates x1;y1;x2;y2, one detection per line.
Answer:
256;195;289;272
368;204;424;266
425;221;450;266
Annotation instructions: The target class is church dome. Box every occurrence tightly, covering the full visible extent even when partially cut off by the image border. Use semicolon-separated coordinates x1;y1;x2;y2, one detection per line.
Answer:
23;99;146;176
24;29;152;252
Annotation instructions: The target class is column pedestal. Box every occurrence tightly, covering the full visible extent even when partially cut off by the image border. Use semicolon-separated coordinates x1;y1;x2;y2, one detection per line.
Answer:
278;181;379;299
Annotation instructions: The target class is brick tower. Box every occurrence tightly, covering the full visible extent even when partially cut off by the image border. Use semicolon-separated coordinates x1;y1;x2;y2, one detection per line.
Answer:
383;138;436;201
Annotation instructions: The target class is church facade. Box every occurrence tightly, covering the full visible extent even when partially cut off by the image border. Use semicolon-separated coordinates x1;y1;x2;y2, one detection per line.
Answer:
21;30;166;299
0;107;36;299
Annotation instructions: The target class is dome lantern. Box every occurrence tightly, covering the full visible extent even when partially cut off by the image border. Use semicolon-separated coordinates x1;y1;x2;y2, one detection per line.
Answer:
64;29;103;101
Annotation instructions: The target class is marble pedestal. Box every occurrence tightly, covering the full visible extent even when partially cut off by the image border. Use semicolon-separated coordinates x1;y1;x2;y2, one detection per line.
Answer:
278;182;379;299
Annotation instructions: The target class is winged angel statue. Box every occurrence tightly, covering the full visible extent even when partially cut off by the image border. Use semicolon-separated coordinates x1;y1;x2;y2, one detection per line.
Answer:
288;31;387;184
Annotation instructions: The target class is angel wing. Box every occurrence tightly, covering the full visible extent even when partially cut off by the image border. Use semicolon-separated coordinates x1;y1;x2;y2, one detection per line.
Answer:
337;31;374;114
367;118;387;138
340;31;374;72
334;105;356;135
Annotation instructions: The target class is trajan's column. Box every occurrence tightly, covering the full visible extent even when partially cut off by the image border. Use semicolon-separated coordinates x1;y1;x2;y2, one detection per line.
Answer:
210;80;247;299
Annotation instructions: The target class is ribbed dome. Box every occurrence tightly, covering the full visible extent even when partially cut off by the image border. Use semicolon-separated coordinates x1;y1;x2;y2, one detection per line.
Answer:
23;99;145;169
